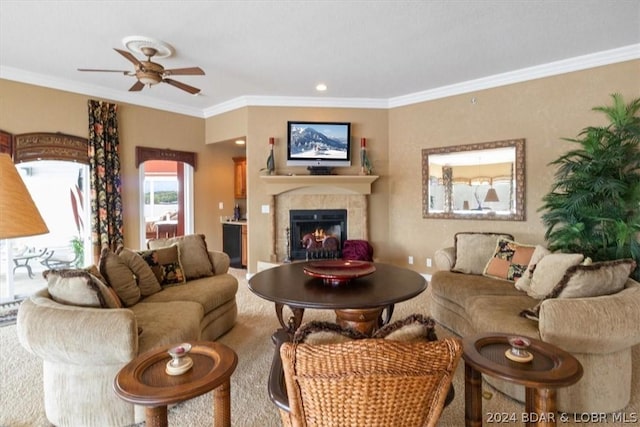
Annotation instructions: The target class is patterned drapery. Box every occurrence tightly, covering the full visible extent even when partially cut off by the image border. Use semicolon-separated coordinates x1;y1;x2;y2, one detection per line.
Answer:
88;100;123;263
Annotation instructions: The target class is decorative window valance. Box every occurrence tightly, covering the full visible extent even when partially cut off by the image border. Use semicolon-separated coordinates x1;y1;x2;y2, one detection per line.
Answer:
14;132;89;164
135;146;197;170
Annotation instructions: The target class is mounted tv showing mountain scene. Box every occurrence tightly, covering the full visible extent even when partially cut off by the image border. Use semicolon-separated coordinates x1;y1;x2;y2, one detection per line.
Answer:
287;121;352;168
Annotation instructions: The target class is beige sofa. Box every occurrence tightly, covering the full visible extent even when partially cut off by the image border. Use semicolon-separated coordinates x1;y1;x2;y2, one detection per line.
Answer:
17;237;238;427
430;233;640;414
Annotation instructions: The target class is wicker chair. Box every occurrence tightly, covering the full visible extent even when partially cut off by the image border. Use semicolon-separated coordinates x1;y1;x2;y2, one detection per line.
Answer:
270;330;462;427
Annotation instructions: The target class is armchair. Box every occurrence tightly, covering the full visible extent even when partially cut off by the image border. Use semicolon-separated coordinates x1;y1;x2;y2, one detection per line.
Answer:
268;328;462;427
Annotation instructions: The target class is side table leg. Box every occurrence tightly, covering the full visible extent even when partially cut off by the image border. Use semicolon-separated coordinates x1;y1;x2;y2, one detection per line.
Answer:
145;406;168;427
465;363;482;427
214;378;232;427
525;387;556;427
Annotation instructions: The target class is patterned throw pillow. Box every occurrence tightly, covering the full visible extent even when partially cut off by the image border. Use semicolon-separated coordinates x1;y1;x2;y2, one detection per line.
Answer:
137;244;186;287
44;269;121;308
483;239;536;282
452;232;514;275
148;234;214;280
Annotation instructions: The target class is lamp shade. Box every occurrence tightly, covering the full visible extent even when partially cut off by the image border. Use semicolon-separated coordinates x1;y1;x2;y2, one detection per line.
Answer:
484;188;500;203
0;153;49;239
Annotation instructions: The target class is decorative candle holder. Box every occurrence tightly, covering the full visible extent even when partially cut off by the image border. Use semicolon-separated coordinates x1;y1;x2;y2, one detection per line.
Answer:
166;343;194;375
505;336;533;363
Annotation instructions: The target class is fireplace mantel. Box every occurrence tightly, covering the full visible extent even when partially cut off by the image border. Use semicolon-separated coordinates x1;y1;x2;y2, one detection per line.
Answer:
260;175;379;195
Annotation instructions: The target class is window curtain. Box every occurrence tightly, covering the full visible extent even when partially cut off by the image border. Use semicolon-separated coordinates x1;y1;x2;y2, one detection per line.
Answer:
88;100;123;263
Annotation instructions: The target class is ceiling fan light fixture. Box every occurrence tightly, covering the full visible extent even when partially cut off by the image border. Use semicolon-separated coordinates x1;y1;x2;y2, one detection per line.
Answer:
138;72;162;86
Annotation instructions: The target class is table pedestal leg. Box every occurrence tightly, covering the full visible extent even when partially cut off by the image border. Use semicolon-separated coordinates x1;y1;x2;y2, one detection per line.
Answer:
145;406;168;427
213;378;232;427
525;387;556;427
465;363;482;427
334;308;383;335
274;303;304;333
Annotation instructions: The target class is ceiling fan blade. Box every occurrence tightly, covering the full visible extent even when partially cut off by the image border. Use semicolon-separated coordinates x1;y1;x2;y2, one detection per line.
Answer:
163;78;201;94
129;81;145;92
164;67;205;76
77;68;131;74
114;48;142;67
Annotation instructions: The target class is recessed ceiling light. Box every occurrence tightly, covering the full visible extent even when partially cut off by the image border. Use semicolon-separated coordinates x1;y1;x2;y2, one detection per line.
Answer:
316;83;327;92
235;139;245;145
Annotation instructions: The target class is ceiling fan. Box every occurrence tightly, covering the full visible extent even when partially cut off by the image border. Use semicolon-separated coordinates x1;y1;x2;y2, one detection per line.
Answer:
78;47;205;94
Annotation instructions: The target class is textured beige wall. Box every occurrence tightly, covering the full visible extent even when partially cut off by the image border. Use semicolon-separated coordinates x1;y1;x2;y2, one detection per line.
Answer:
3;60;639;273
388;60;640;274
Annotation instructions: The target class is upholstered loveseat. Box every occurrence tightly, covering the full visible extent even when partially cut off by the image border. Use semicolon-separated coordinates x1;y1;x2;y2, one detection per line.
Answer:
17;234;238;427
429;232;640;414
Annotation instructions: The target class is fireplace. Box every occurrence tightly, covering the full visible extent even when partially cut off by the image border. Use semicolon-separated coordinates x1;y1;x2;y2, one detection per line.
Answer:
289;209;347;260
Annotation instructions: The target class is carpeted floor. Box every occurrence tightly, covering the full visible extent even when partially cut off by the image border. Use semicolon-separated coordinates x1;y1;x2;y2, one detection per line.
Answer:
0;268;638;426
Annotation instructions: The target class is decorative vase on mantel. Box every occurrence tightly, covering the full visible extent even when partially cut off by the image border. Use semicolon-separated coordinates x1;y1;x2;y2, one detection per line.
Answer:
360;138;372;175
264;137;275;175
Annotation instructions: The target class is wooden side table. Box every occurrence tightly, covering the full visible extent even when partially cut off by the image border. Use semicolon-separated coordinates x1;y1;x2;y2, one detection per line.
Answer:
463;333;583;427
114;341;237;427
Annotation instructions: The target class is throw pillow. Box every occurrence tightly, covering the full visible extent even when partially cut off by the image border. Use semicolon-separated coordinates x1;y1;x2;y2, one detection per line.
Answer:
514;245;551;292
84;264;123;308
550;259;635;299
527;253;584;299
98;247;141;307
483;239;536;282
372;313;438;342
116;247;162;296
452;232;514;275
138;244;186;287
520;259;635;321
44;269;121;308
148;234;214;280
293;321;367;344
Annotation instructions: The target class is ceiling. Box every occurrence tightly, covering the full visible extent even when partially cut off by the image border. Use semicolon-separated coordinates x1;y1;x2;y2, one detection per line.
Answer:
1;1;639;118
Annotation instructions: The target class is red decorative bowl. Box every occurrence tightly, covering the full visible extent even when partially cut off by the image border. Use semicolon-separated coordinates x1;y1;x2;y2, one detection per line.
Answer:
303;260;376;286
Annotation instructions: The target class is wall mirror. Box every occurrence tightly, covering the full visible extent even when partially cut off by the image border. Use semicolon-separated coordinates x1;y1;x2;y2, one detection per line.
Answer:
422;139;525;221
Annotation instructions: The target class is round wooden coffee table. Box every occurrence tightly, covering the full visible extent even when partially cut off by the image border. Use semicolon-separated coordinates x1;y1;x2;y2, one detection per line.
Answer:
463;333;583;427
114;341;238;427
248;261;427;334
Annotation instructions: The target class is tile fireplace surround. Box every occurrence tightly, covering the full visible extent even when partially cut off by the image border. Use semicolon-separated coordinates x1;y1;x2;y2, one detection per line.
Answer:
260;175;379;263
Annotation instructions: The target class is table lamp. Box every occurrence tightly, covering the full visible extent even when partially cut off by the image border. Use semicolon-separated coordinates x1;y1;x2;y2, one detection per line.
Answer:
0;153;49;239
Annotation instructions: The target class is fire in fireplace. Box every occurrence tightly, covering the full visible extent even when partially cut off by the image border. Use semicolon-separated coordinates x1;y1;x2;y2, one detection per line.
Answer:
289;209;347;260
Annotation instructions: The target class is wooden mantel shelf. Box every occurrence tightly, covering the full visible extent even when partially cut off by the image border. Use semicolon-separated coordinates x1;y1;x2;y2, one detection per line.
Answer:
260;175;379;195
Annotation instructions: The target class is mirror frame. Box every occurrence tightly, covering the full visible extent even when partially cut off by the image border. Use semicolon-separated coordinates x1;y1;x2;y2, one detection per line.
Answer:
421;138;525;221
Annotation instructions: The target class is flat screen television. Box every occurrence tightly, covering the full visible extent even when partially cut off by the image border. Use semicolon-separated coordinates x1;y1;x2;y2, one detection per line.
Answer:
287;121;351;169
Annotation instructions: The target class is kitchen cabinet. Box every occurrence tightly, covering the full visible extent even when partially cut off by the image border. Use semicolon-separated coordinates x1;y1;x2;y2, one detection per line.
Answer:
233;157;247;199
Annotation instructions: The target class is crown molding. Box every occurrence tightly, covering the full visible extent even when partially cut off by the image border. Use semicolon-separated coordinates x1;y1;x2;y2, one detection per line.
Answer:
2;44;638;118
388;44;640;108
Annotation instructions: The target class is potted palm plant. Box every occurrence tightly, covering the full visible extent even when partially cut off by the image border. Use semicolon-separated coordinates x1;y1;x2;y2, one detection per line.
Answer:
540;93;640;280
